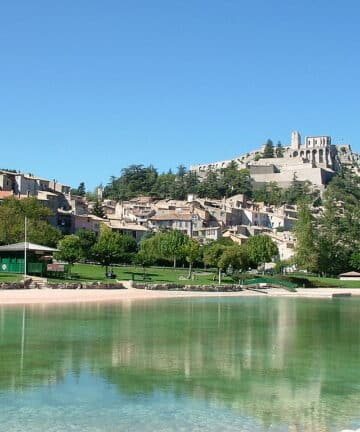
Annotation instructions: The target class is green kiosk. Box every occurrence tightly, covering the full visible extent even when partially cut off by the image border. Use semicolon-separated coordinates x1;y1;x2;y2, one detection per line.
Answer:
0;242;59;277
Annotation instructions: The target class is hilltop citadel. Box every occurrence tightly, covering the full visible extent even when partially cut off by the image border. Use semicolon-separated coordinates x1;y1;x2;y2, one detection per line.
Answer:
191;130;360;189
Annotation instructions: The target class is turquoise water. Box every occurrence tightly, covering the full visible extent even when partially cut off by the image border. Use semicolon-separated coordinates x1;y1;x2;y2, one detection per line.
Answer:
0;297;359;431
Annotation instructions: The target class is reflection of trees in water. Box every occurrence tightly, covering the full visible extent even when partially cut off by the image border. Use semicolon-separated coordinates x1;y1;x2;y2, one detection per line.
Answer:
0;303;116;391
0;298;360;431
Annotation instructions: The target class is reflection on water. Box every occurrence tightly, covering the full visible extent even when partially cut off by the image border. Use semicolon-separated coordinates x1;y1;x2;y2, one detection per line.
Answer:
0;298;359;431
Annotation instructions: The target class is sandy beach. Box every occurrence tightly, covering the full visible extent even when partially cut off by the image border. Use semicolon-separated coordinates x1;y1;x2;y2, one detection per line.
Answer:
0;283;360;305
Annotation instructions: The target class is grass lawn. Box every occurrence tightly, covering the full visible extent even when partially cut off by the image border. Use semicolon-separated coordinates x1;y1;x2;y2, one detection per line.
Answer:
48;263;235;285
2;264;360;288
281;274;360;288
0;273;23;282
304;275;360;288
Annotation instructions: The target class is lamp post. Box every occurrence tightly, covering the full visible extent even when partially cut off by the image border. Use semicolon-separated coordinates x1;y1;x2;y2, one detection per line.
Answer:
24;217;27;280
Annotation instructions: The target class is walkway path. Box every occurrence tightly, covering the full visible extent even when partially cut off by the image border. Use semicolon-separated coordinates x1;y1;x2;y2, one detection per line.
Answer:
0;285;359;306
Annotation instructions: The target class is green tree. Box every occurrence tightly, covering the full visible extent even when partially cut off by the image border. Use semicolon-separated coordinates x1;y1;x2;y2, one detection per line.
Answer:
247;234;278;272
182;238;201;279
274;259;292;274
184;171;199;194
282;179;319;205
325;168;360;205
293;200;318;273
134;238;157;277
315;173;360;275
28;219;62;247
78;182;86;196
349;252;360;272
203;242;230;284
262;139;275;158
56;235;82;276
137;234;162;262
220;163;252;197
275;141;284;158
0;197;61;247
92;200;105;218
197;170;221;199
176;165;187;178
92;226;137;274
103;165;158;200
160;230;188;269
77;229;97;260
117;234;138;263
170;177;187;200
218;244;250;274
151;171;176;199
253;182;282;206
71;182;86;196
167;165;190;200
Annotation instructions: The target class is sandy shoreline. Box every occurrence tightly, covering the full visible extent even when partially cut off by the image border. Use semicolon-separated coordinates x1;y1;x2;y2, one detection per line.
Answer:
0;283;360;306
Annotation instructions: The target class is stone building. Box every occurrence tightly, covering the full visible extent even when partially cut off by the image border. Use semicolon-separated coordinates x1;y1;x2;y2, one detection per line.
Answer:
190;130;358;189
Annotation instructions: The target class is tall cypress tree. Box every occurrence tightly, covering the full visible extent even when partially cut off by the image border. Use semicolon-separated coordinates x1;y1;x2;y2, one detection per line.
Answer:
262;139;275;158
92;200;105;218
275;141;284;157
293;200;318;272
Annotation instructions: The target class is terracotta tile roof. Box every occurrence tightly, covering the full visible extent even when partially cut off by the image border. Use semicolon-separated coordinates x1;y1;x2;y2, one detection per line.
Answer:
107;220;148;231
150;212;193;221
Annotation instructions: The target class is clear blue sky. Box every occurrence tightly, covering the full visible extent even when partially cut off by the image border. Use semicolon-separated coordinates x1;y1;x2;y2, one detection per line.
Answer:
1;0;359;190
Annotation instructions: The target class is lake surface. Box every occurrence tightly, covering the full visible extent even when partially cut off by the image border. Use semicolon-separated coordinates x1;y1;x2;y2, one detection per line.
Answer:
0;297;359;432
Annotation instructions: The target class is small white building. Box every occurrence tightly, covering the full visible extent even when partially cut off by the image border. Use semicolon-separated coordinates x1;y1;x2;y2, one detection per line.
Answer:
339;271;360;281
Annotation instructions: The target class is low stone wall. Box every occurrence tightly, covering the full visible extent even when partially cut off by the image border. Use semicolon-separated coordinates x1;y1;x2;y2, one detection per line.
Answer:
0;280;126;290
47;282;126;290
0;282;27;290
0;278;33;290
132;283;243;292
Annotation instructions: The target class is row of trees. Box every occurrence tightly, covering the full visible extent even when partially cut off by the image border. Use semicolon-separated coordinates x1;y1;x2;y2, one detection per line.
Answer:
68;138;284;201
201;234;278;283
102;160;316;203
103;162;253;201
252;180;321;206
57;227;279;281
262;139;284;159
56;227;137;275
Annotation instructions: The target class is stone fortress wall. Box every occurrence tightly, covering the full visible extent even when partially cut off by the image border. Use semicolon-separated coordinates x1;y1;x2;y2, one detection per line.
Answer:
190;130;359;189
190;149;259;177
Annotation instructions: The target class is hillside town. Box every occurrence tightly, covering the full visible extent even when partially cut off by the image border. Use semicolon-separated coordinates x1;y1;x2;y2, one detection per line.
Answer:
0;170;296;261
1;130;359;269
